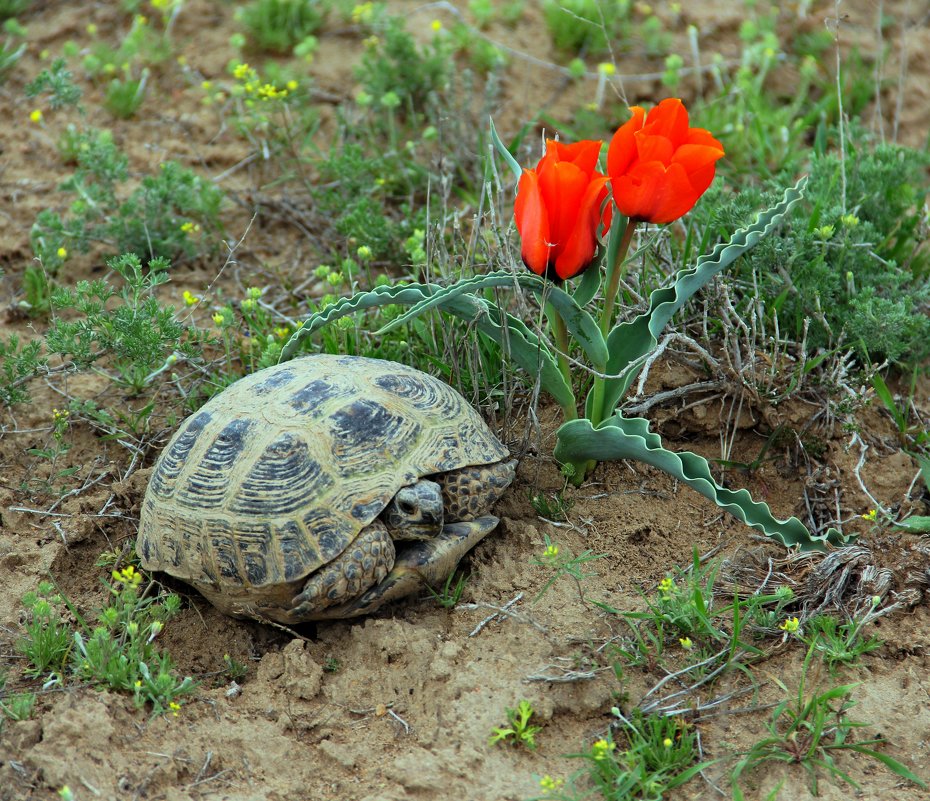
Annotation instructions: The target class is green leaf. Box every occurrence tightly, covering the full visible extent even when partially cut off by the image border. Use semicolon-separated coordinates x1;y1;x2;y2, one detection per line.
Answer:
489;117;523;184
373;271;607;370
841;747;926;788
279;281;575;409
891;516;930;533
553;414;848;550
572;261;602;306
595;177;809;418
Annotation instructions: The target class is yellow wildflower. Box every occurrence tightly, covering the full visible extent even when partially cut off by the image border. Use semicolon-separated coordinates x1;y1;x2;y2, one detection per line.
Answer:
182;290;199;306
212;312;226;326
431;19;442;31
779;616;800;633
591;738;615;760
679;637;693;649
539;775;563;793
861;509;877;522
57;246;68;259
597;62;616;75
286;79;299;91
663;737;673;747
169;701;182;717
233;62;251;81
542;543;559;560
30;109;43;123
658;576;675;597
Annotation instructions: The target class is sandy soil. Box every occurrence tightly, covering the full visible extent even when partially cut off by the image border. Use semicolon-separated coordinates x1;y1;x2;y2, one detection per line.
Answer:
2;1;930;800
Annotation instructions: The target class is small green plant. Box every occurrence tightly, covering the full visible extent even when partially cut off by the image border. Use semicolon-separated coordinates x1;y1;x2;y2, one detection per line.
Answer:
237;0;328;53
104;68;149;118
45;253;193;395
532;534;605;603
555;709;710;800
223;654;248;682
542;0;631;55
323;656;341;673
731;642;925;798
17;581;72;679
426;570;469;609
0;20;26;84
489;699;542;750
0;690;37;722
24;57;83;109
805;610;883;673
529;488;574;521
354;7;452;114
0;334;44;406
66;565;196;716
30;128;223;267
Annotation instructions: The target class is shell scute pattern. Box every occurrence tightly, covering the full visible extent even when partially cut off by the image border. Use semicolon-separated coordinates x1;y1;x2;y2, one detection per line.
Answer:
229;432;332;517
328;399;421;476
147;410;212;498
251;366;296;395
175;418;255;510
139;355;509;595
288;377;354;416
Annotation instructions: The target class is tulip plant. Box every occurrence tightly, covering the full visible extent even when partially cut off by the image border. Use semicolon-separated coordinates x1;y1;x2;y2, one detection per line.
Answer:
283;98;846;551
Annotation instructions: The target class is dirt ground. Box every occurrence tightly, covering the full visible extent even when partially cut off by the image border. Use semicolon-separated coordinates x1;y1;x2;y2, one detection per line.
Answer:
2;1;930;800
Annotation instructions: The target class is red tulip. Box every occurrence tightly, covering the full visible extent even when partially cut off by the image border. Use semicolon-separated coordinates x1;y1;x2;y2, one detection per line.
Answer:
514;139;610;281
607;98;724;225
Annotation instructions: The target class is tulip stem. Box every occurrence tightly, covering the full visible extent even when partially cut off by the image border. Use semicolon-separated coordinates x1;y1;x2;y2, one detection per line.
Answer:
589;217;638;430
546;302;577;422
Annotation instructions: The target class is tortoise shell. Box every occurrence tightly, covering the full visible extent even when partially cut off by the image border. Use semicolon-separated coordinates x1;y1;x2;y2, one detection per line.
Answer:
137;355;508;597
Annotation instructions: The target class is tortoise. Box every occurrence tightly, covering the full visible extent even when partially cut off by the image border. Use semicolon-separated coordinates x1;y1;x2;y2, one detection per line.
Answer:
137;354;516;622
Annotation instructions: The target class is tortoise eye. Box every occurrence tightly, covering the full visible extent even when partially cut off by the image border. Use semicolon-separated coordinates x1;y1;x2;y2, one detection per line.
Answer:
398;499;416;515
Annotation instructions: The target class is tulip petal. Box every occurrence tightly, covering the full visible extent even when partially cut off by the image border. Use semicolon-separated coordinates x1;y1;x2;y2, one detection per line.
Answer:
685;127;725;152
672;143;725;195
547;138;603;176
539;161;589;256
607;106;645;179
634;132;674;166
514;169;551;275
643;98;689;146
554;175;609;279
611;160;668;222
649;162;704;223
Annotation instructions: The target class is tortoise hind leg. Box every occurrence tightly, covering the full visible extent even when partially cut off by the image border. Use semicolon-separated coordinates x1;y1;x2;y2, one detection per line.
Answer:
435;459;517;522
289;521;395;620
314;516;499;620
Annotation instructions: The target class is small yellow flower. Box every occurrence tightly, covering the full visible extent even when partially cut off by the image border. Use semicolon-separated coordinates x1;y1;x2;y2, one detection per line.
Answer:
112;565;143;587
30;109;43;123
247;287;262;300
597;62;616;75
658;577;675;597
212;312;226;326
169;701;182;717
135;679;142;688
352;2;374;24
286;79;299;91
58;786;75;801
180;221;199;234
539;775;563;792
86;23;98;35
240;298;256;312
841;213;860;227
679;636;693;650
176;55;187;66
233;62;250;80
57;246;68;259
591;738;615;760
663;737;673;748
779;616;800;633
431;19;442;31
52;408;69;422
356;245;373;261
816;224;835;239
861;509;877;522
135;14;147;25
274;327;291;340
182;290;199;306
201;80;212;91
542;543;559;560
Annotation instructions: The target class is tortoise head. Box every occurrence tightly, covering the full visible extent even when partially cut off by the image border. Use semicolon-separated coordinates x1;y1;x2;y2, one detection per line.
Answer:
382;479;443;540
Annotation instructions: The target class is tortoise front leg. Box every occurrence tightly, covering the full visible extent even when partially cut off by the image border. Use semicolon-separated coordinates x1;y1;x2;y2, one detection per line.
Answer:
289;520;395;620
312;516;500;619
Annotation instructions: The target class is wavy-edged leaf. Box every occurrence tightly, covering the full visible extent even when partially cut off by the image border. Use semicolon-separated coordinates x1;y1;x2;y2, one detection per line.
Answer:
279;281;575;408
595;177;808;418
553;413;848;550
374;271;607;370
